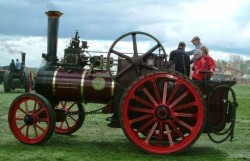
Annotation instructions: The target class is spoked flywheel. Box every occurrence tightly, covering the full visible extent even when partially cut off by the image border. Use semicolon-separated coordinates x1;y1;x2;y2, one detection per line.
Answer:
8;93;56;145
54;101;85;135
120;71;206;154
107;31;167;89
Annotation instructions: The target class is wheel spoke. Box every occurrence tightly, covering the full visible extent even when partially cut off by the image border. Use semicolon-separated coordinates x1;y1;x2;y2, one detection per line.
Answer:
162;81;168;104
68;113;78;122
132;34;138;57
130;114;153;124
112;49;132;60
141;44;160;59
169;91;190;108
20;124;26;131
166;82;180;105
165;124;174;146
136;117;155;134
33;108;45;117
65;119;70;129
172;102;196;111
142;87;158;107
32;101;38;113
175;112;197;118
25;125;30;137
133;95;154;108
152;79;161;103
18;107;26;115
24;100;29;114
176;119;193;131
16;117;24;121
157;122;164;146
169;121;185;139
35;124;46;132
33;125;39;137
129;106;154;114
60;101;67;108
68;102;76;111
59;121;64;128
145;122;158;143
115;64;134;80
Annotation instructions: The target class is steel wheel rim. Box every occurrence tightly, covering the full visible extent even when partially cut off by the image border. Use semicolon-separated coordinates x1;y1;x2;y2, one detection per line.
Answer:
54;101;84;134
121;72;205;154
9;95;53;144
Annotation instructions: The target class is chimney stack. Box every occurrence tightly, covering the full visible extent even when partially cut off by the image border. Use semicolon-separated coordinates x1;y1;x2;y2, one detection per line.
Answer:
45;11;63;67
21;52;26;66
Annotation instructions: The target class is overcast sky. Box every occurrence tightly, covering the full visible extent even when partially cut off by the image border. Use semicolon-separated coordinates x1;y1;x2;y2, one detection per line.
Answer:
0;0;250;67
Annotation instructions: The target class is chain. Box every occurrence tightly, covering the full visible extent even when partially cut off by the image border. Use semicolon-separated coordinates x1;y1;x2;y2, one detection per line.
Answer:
84;107;103;115
67;106;104;116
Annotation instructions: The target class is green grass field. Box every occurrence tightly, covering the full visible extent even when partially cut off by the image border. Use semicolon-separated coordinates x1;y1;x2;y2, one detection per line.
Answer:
0;84;249;161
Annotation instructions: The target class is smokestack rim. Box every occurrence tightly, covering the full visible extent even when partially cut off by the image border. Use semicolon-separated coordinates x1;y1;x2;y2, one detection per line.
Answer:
45;11;63;18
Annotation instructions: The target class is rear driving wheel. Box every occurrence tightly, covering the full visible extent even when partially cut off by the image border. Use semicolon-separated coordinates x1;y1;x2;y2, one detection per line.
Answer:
8;93;56;145
120;71;206;154
54;101;85;135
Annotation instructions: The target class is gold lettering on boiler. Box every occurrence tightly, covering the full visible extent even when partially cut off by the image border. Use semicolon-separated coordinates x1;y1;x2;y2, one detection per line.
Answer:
57;83;78;89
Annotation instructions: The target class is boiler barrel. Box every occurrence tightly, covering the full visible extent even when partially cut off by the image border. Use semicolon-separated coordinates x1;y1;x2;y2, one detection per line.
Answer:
35;69;115;103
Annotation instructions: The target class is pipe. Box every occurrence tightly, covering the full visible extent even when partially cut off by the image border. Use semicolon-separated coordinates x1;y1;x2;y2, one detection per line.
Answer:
45;11;63;68
21;52;26;66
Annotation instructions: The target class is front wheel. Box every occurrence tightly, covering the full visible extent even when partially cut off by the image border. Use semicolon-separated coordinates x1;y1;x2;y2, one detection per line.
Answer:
120;71;206;154
54;101;85;135
8;93;56;145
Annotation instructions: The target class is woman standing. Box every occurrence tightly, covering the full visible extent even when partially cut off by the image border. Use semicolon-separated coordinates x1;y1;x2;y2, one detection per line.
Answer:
192;49;205;80
201;46;215;80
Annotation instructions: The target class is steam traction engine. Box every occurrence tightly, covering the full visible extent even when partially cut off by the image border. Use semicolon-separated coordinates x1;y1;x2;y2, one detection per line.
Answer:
8;11;238;155
3;52;33;92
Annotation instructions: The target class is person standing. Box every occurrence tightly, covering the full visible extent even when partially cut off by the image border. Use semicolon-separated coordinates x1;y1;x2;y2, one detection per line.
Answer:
201;45;215;80
169;42;190;77
15;59;21;71
10;59;16;72
186;36;203;64
192;49;205;80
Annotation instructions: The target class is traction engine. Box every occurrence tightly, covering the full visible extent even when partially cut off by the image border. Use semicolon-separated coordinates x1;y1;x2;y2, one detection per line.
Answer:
3;52;33;93
8;11;238;155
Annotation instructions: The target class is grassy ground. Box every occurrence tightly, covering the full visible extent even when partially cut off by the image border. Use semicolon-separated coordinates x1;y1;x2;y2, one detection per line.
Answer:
0;84;249;161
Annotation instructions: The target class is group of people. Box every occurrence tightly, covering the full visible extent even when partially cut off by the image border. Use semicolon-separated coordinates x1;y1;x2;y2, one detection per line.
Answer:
169;36;215;80
9;59;22;72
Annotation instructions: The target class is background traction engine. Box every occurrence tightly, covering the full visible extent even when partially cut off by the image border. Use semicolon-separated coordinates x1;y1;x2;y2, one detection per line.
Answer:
8;11;238;155
3;52;33;93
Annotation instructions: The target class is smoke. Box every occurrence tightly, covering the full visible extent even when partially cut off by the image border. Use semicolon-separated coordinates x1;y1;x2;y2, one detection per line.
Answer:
44;0;61;11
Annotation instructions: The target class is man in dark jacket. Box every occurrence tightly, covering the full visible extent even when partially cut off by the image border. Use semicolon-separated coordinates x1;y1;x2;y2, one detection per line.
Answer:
169;42;190;77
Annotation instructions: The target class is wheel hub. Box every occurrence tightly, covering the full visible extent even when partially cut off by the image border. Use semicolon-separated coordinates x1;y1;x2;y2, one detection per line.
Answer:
24;114;34;125
132;56;141;66
155;105;170;120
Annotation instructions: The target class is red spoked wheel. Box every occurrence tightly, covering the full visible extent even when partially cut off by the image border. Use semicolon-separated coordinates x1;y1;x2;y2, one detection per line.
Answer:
8;93;55;145
120;71;206;154
54;101;85;135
